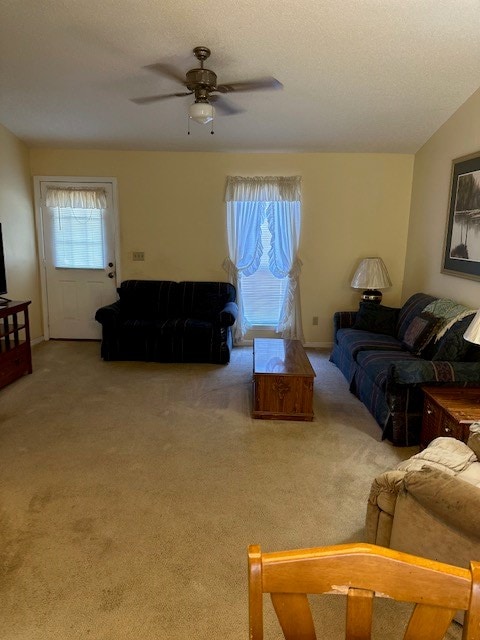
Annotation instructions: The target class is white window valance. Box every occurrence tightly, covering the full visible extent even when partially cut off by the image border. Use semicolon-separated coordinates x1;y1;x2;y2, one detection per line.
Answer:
45;187;107;210
225;176;301;202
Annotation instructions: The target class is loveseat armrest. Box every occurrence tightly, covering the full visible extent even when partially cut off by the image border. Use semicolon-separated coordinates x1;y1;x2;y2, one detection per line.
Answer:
404;466;480;540
387;360;480;385
365;470;406;545
333;311;357;338
95;300;121;327
218;301;238;327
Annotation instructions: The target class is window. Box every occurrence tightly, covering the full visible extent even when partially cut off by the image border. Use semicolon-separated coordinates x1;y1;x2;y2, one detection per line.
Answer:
224;176;303;343
44;186;108;270
241;213;287;327
50;208;105;269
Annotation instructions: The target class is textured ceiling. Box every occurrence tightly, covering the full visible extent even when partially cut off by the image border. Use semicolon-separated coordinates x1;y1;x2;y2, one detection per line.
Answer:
1;0;480;153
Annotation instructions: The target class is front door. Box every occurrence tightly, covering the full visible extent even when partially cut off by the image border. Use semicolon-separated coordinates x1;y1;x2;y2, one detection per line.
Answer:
37;179;119;339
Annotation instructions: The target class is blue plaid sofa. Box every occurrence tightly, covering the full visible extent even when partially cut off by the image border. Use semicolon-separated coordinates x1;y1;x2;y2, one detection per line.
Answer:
95;280;237;364
330;293;480;446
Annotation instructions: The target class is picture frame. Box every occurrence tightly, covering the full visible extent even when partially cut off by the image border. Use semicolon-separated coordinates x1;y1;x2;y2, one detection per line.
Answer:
442;151;480;280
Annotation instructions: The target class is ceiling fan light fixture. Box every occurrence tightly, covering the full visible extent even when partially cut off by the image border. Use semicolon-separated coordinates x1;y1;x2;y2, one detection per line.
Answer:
188;101;214;124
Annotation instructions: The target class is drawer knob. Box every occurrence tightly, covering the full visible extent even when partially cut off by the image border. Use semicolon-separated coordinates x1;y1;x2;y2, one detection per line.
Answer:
444;426;451;434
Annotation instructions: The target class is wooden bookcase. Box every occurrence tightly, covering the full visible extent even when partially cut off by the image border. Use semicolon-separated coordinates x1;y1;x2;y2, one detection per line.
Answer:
0;300;32;390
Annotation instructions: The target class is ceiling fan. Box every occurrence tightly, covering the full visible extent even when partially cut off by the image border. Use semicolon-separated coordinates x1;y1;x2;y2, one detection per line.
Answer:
130;46;283;126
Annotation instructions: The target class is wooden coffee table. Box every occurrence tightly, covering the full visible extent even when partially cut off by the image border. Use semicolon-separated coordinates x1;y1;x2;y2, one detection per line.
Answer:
252;338;315;421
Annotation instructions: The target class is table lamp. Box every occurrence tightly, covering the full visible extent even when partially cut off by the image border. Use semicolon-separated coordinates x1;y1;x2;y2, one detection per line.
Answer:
351;257;392;303
464;310;480;344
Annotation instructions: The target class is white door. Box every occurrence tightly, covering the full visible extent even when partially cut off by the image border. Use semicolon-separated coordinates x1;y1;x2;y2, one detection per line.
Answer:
38;180;118;339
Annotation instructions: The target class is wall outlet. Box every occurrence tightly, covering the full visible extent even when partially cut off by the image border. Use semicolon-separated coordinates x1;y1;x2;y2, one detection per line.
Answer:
312;316;319;325
132;251;145;261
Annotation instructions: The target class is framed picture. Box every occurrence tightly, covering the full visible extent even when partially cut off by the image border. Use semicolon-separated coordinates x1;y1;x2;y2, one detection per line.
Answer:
442;151;480;280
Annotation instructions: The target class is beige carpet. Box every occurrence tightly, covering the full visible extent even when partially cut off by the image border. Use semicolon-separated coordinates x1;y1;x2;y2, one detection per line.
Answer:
0;341;461;639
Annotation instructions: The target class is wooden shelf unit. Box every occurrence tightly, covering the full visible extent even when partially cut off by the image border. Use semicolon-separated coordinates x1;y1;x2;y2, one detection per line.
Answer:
0;300;32;390
420;386;480;448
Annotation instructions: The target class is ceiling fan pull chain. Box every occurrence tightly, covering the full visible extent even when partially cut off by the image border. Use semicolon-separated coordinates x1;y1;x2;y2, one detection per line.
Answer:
187;115;191;135
211;117;214;135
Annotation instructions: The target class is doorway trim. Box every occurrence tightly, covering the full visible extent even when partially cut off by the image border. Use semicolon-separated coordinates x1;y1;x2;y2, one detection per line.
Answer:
33;176;121;341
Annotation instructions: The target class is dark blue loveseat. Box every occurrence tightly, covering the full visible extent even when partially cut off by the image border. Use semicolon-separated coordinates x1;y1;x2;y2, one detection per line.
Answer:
95;280;237;364
330;293;480;446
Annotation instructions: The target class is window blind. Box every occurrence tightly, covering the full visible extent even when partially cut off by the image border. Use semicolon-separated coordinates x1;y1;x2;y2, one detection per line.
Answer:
50;208;105;269
241;215;287;326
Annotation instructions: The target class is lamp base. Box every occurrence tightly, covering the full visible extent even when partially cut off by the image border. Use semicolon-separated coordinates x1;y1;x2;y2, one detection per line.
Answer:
361;289;382;303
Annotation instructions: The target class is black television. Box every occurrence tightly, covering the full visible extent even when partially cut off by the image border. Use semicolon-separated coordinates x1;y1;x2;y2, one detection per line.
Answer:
0;223;9;305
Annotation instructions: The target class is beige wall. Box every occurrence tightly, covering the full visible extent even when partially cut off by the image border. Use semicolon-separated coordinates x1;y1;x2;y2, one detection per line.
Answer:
0;124;42;338
29;149;414;343
403;87;480;307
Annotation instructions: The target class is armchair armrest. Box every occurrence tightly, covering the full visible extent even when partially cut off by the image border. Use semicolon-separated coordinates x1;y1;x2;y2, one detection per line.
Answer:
387;360;480;385
218;301;238;327
333;311;357;339
95;300;121;327
365;470;406;545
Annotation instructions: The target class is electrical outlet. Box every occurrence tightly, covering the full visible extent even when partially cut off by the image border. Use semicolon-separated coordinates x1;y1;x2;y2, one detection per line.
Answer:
312;316;319;325
132;251;145;261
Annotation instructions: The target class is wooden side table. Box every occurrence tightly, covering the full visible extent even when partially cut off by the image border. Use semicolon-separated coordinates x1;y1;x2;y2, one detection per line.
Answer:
420;386;480;448
0;300;32;390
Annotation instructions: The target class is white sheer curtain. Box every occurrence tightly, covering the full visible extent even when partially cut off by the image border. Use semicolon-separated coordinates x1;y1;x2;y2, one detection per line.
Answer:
223;176;303;343
267;200;303;340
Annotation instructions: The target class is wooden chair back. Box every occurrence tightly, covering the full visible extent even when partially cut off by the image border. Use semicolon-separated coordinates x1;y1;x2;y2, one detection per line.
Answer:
248;542;480;640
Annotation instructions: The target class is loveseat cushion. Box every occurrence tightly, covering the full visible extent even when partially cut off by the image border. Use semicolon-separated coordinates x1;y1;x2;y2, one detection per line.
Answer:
356;350;419;390
118;280;179;319
335;329;403;359
351;301;399;336
178;281;236;320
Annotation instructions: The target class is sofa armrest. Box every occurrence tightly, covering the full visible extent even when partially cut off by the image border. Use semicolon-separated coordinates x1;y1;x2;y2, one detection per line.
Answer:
333;311;357;338
387;359;480;385
404;467;480;540
365;470;406;545
218;301;238;327
95;301;121;327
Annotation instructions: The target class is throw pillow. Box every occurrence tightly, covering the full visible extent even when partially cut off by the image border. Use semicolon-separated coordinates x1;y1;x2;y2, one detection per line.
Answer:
401;312;440;355
352;301;399;337
431;313;475;362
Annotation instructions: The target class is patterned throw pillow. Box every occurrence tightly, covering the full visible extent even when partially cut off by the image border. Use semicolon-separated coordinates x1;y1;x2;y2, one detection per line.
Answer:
352;301;399;337
402;312;441;355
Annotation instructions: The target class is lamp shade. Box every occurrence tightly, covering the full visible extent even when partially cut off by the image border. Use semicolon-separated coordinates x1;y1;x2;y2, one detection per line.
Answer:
464;310;480;344
189;102;214;124
351;257;392;290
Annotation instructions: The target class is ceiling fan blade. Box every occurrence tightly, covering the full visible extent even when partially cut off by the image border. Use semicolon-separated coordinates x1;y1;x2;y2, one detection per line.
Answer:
216;77;283;93
144;63;187;85
130;92;193;105
209;94;245;116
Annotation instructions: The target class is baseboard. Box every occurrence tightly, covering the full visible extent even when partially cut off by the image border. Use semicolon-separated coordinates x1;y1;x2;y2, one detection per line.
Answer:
31;336;45;346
